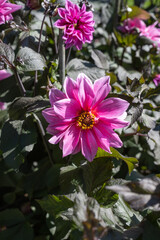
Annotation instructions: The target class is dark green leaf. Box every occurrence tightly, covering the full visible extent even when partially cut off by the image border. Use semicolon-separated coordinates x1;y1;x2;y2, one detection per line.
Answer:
0;75;20;103
9;96;50;120
37;195;74;217
66;58;105;82
121;6;150;21
90;49;109;69
107;177;160;211
0;42;15;65
96;148;138;175
0;119;37;169
0;222;33;240
0;209;25;226
82;158;113;194
130;104;143;126
16;47;46;71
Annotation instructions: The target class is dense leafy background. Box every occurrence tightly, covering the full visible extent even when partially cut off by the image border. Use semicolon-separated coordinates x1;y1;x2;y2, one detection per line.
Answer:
0;0;160;239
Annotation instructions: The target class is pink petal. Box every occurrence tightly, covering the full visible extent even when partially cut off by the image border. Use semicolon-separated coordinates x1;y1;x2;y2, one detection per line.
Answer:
0;102;5;110
95;97;129;118
92;76;111;108
77;73;94;110
58;8;66;18
47;122;69;134
54;19;67;29
42;107;57;123
49;131;66;145
74;39;83;50
3;3;22;14
96;121;123;148
42;108;73;127
101;117;129;129
0;70;11;80
66;0;75;11
54;98;81;119
64;76;78;100
72;140;81;155
49;88;66;106
62;124;80;157
80;130;98;161
92;126;111;153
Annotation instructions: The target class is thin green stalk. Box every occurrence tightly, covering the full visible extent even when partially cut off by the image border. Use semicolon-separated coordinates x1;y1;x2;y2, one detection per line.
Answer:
33;113;54;166
120;47;126;65
59;29;65;87
49;16;58;55
34;13;46;96
14;68;26;97
66;47;72;66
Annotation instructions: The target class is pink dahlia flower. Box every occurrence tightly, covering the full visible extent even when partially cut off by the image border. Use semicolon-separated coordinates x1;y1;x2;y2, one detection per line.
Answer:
42;74;129;162
119;18;160;50
0;102;6;110
0;0;22;25
54;0;95;50
153;74;160;86
139;22;160;49
118;18;146;34
0;69;11;80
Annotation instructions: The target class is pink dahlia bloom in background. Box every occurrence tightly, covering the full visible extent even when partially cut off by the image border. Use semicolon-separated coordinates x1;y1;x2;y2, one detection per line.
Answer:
153;74;160;86
118;18;146;34
42;74;129;162
0;0;21;25
0;69;11;80
54;0;95;50
119;18;160;50
139;22;160;49
0;102;6;110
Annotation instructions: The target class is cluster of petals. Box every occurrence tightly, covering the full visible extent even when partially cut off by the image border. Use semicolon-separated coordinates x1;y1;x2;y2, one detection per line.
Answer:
0;0;21;25
42;73;129;162
0;69;11;110
54;0;95;50
118;18;146;34
153;74;160;86
119;18;160;50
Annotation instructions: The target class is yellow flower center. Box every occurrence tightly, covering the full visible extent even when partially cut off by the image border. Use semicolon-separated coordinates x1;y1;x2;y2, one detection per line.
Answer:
77;111;95;130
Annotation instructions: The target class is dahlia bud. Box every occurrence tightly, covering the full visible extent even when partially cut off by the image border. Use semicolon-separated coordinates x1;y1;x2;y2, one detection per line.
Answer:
78;0;94;11
41;0;58;16
26;0;41;10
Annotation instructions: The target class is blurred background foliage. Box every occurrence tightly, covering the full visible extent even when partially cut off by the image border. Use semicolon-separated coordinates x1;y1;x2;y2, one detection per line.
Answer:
0;0;160;239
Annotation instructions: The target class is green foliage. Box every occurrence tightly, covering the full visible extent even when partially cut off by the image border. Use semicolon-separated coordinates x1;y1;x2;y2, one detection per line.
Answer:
0;0;160;239
121;6;150;21
16;47;46;72
96;148;138;175
0;209;33;240
0;118;37;169
114;30;138;47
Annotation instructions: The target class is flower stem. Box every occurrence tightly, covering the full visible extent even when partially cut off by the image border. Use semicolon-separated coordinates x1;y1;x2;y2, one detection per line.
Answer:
66;47;72;66
33;113;54;166
34;12;46;96
14;68;26;97
59;29;65;87
49;16;58;55
123;132;147;137
120;47;126;65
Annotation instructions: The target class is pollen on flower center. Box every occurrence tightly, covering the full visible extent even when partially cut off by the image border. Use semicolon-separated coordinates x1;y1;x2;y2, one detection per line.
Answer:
77;111;95;130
